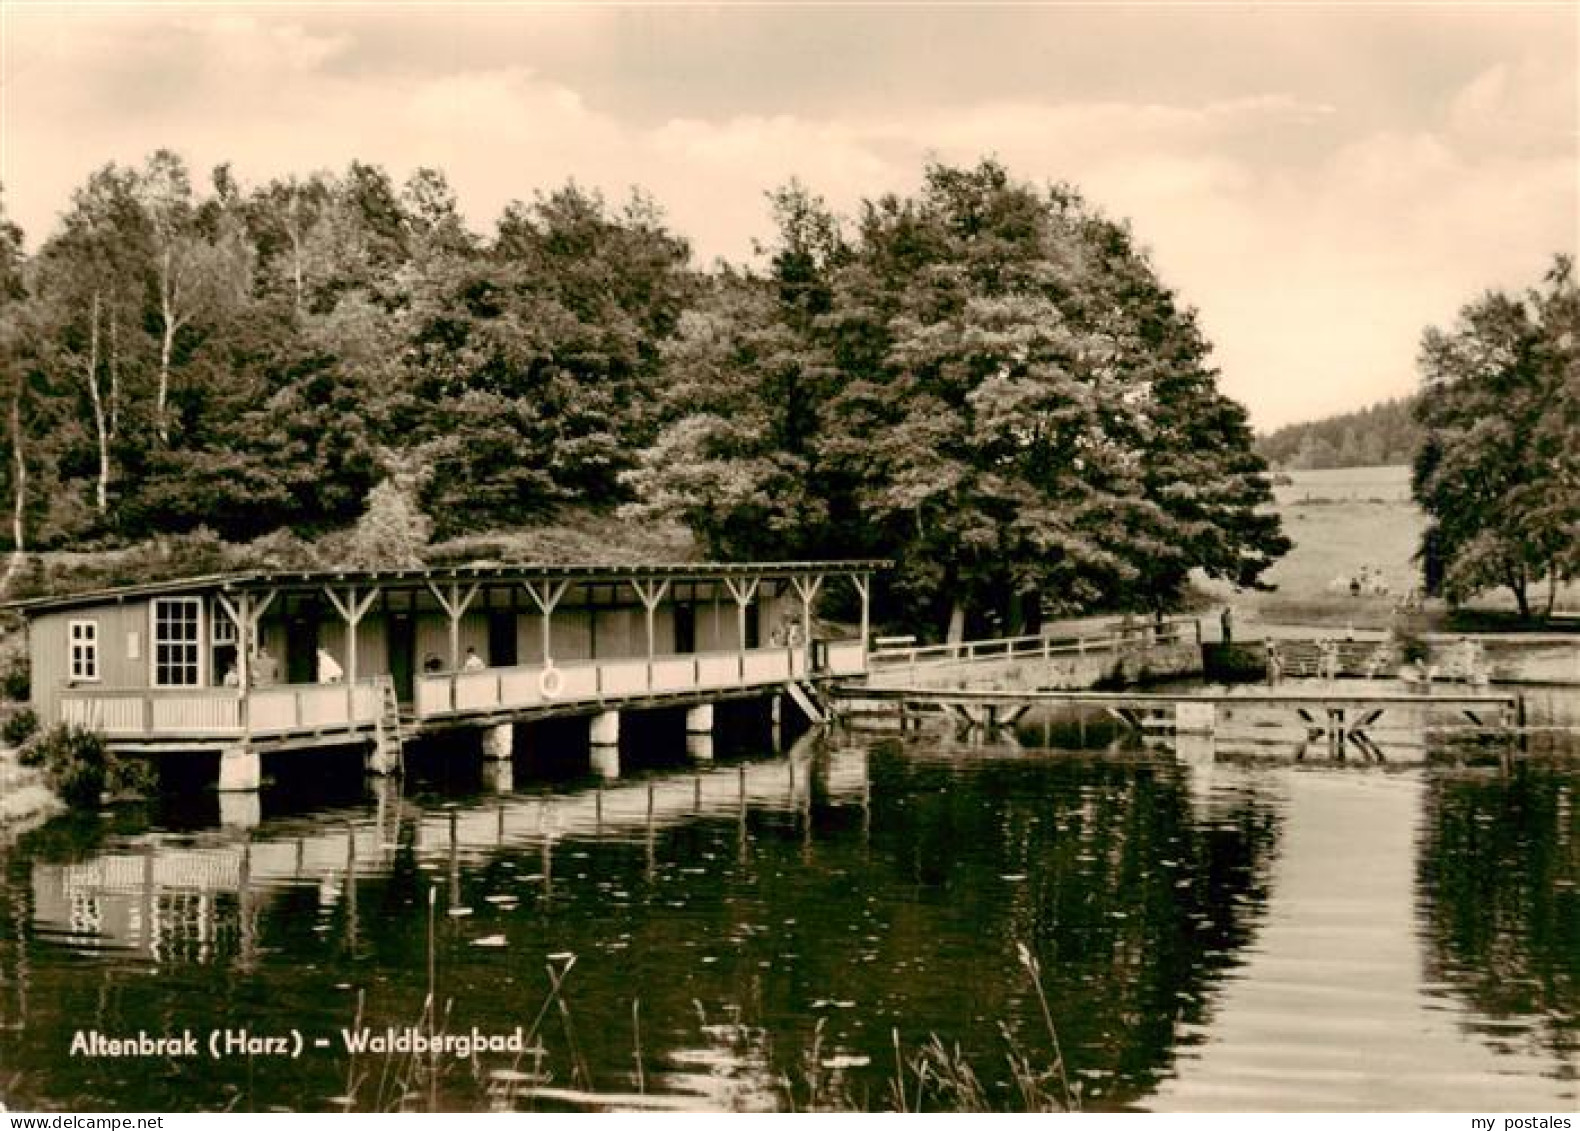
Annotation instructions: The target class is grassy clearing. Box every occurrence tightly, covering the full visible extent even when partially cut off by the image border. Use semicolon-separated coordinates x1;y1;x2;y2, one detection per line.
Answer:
1196;465;1578;631
1192;466;1425;630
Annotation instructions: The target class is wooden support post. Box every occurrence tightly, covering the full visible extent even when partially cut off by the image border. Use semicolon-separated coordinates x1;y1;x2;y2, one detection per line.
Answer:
426;581;480;673
723;576;760;683
850;573;871;669
630;578;671;690
216;592;250;690
216;591;252;738
791;574;824;674
523;579;569;664
247;590;276;671
325;584;379;718
236;593;251;737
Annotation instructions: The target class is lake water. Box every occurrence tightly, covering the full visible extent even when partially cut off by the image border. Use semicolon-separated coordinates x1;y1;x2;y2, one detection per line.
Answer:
1;692;1575;1112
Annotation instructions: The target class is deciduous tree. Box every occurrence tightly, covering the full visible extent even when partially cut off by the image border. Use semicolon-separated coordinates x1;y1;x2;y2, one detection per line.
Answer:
1413;255;1579;618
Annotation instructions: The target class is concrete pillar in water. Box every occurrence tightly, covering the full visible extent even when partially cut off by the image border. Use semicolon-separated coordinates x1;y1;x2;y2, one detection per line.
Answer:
686;703;715;735
481;758;514;793
481;722;514;761
686;703;715;762
218;745;260;792
590;744;621;779
589;709;621;779
770;694;783;751
686;733;714;762
218;790;260;830
589;710;620;746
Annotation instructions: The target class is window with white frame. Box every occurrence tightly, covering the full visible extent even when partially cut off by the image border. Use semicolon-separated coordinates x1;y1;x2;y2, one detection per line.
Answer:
152;598;202;687
69;620;99;682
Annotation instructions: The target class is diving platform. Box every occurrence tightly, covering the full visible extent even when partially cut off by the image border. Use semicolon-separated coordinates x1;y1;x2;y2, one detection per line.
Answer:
834;684;1521;757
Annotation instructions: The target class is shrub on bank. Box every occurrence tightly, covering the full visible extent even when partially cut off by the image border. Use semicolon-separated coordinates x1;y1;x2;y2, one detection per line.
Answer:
22;723;152;807
0;649;29;702
3;706;39;747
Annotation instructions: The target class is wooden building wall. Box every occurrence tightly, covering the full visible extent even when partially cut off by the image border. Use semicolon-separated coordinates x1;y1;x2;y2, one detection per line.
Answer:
30;602;161;724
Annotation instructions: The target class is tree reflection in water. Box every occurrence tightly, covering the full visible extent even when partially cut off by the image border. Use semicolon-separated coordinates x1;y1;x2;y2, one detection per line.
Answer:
1418;763;1578;1066
0;738;1285;1111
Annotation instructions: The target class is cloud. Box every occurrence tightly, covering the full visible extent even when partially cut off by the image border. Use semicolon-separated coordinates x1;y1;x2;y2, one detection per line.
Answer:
2;8;1574;431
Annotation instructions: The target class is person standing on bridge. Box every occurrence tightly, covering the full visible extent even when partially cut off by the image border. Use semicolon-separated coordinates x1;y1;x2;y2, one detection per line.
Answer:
317;647;344;684
1220;606;1234;645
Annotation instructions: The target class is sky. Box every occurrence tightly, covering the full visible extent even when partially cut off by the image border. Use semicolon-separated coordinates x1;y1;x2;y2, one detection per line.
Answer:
2;2;1576;431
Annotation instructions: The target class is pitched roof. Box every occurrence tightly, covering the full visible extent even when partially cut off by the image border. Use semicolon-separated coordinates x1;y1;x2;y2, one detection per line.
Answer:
4;560;889;614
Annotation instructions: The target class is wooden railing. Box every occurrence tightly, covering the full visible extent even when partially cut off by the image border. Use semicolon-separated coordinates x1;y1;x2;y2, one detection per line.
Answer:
866;619;1198;672
822;638;868;676
413;641;846;721
59;679;387;741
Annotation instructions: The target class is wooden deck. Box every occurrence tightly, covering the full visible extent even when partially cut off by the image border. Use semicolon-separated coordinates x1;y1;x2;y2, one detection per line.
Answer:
57;640;865;753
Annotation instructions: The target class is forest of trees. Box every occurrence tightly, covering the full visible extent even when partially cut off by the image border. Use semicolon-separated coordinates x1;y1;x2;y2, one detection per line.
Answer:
0;154;1288;637
1256;396;1423;470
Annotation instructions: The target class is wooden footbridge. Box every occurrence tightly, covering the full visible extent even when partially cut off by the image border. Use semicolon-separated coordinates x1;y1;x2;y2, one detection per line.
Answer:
835;684;1520;759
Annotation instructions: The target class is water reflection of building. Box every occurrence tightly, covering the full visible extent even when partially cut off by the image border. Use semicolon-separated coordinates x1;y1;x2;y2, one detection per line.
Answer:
26;746;869;962
32;859;246;966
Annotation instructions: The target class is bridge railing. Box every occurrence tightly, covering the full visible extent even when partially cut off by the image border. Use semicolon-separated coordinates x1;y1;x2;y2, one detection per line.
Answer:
867;618;1198;672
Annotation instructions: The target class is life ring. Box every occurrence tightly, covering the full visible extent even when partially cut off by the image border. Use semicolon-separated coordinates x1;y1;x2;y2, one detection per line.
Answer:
538;664;564;700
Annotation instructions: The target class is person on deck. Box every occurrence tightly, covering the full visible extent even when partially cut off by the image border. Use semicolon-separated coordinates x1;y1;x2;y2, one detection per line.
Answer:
317;647;344;684
1219;606;1234;645
463;647;486;672
253;645;278;687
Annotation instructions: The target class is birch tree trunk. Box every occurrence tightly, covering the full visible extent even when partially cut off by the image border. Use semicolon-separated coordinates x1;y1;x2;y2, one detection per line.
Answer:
84;291;110;514
157;245;178;444
2;385;25;594
109;315;121;439
288;193;306;316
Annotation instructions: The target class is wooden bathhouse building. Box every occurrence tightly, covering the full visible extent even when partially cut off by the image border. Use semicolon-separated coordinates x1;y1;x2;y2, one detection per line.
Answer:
9;560;881;790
